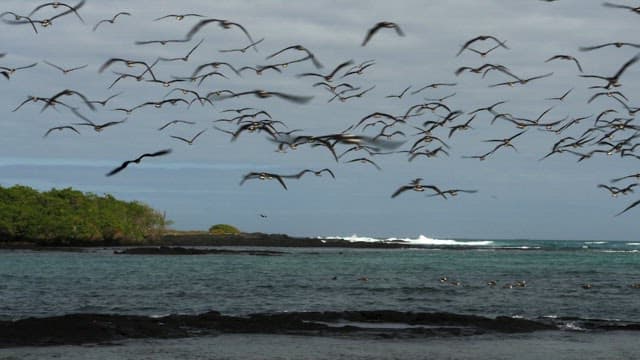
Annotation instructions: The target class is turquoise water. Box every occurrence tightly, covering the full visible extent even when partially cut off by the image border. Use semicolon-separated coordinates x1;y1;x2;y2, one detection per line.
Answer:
1;239;639;323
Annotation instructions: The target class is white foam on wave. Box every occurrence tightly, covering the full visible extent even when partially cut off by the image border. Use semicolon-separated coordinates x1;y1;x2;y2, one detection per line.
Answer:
321;234;494;246
627;243;640;246
584;241;607;245
560;322;586;331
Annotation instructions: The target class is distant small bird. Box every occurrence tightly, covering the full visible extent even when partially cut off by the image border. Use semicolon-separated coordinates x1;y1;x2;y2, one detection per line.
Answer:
93;11;131;31
579;42;640;52
297;60;353;82
73;117;126;132
217;89;313;104
386;86;412;99
361;21;404;46
219;38;265;54
344;157;381;170
391;178;431;198
158;120;196;131
266;44;323;68
43;125;80;137
545;54;583;72
240;172;288;190
153;13;205;21
27;1;86;24
43;60;88;74
106;149;172;176
185;19;258;51
580;54;639;89
290;168;336;179
546;88;573;102
170;129;207;145
456;35;508;56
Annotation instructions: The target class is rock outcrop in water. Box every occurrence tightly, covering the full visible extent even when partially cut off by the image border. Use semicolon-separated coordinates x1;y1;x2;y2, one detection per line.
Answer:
6;310;629;348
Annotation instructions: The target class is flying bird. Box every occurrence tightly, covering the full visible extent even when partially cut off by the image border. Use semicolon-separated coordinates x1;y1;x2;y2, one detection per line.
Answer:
73;116;127;132
545;54;583;72
297;60;354;82
170;129;207;145
391;178;447;199
93;11;131;31
240;172;288;190
158;120;196;131
266;44;323;68
219;38;265;54
291;168;336;179
580;54;639;89
456;35;508;56
27;0;86;24
579;42;640;51
154;13;205;21
344;157;382;170
106;149;172;176
43;60;87;74
217;89;313;104
185;19;258;51
361;21;404;46
43;125;80;137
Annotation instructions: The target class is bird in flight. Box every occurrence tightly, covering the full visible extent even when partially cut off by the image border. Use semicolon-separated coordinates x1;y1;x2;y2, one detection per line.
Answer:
391;178;447;199
456;35;508;56
43;125;80;138
580;54;639;89
361;21;404;46
43;60;88;74
154;13;205;21
106;149;172;176
93;11;131;31
545;54;583;72
170;129;207;145
217;89;313;104
158;120;196;131
240;172;289;190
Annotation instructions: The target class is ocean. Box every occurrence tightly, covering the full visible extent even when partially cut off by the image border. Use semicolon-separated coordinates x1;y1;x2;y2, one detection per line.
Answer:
1;236;639;359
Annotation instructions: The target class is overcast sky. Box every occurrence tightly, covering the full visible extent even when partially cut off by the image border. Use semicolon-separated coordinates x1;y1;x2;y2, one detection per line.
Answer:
1;0;639;241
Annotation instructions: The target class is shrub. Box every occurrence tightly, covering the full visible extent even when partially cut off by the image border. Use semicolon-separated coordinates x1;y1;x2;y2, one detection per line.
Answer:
208;224;240;235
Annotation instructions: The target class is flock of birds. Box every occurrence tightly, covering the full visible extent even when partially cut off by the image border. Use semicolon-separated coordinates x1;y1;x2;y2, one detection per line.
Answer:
1;1;640;218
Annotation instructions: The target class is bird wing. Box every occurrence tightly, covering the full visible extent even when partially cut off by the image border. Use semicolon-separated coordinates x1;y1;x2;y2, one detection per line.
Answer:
391;185;412;198
616;199;640;216
362;23;384;46
613;54;640;79
272;174;288;190
271;92;314;104
106;160;131;176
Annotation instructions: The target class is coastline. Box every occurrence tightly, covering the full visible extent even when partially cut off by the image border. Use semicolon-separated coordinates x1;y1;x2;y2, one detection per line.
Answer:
5;309;640;348
0;232;412;250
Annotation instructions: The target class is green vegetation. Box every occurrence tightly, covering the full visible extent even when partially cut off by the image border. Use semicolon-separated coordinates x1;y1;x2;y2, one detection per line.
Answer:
208;224;240;236
0;185;169;245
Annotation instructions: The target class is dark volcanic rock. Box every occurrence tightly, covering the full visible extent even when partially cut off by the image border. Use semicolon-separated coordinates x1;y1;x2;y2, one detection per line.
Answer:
113;246;285;256
0;310;567;348
159;233;410;248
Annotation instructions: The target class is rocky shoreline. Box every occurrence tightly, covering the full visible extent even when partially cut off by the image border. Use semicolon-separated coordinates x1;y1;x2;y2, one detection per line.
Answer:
113;246;286;256
3;310;640;347
0;310;553;347
0;232;411;250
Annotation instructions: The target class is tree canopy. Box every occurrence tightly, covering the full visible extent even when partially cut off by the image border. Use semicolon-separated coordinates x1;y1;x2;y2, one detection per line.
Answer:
0;185;169;245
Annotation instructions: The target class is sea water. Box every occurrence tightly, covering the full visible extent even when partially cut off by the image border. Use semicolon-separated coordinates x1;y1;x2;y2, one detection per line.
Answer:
1;237;639;359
